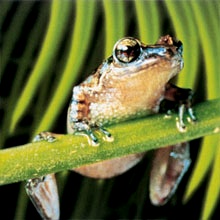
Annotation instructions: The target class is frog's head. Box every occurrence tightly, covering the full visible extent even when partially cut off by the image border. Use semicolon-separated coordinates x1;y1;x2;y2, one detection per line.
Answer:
110;35;183;80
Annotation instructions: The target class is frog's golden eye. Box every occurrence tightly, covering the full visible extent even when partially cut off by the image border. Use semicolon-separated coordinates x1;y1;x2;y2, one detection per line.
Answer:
113;37;141;63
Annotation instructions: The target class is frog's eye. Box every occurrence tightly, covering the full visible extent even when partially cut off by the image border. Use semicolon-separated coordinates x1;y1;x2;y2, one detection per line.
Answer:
113;37;141;63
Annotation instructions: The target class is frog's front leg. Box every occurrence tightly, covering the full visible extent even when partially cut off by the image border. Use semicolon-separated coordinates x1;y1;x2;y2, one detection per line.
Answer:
149;84;196;205
164;83;197;132
67;86;112;145
25;132;60;220
150;142;190;205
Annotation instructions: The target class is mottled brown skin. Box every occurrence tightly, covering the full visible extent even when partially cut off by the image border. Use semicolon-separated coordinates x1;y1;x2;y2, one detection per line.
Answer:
67;35;191;183
68;36;184;129
26;36;196;219
149;143;190;205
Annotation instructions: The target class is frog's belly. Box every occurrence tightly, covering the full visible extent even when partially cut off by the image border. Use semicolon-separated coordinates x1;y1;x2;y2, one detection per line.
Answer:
73;152;145;178
88;86;164;125
89;101;154;125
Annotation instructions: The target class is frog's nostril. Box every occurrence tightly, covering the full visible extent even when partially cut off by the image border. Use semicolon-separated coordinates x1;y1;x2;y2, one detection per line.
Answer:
167;48;174;56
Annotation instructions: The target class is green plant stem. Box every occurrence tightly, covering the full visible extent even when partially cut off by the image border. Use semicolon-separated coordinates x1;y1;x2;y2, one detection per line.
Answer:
0;99;219;185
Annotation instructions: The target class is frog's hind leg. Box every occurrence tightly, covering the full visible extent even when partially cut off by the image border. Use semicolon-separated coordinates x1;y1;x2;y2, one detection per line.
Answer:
26;174;60;220
25;132;60;220
149;142;190;206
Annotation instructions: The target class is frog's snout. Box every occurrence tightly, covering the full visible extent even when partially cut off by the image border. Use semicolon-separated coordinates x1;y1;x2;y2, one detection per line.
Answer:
157;35;183;56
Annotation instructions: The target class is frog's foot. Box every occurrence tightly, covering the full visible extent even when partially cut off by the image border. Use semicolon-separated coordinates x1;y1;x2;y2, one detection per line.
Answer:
150;142;190;206
95;124;113;142
26;132;59;219
164;83;197;133
176;103;197;132
25;174;60;220
73;121;113;146
33;131;57;143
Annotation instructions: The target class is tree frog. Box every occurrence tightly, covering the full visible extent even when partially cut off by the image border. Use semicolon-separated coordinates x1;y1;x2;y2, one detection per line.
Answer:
25;35;196;219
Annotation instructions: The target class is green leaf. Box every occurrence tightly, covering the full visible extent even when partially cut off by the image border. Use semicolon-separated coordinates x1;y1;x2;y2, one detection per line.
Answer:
9;0;72;133
103;0;125;56
201;139;220;219
34;0;96;135
135;0;160;43
164;1;199;88
183;136;217;201
0;4;49;146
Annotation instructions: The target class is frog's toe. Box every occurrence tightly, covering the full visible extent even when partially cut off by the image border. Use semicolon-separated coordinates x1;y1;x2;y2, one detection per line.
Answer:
85;129;99;146
72;121;113;145
176;118;187;133
76;127;113;146
32;131;57;143
176;103;197;132
99;127;114;142
176;105;186;132
187;107;197;123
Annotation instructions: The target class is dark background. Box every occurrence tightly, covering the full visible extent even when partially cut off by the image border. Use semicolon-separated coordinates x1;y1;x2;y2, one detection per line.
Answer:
0;1;219;219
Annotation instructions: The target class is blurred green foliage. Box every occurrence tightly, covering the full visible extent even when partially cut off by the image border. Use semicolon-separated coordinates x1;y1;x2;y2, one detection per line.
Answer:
0;0;219;219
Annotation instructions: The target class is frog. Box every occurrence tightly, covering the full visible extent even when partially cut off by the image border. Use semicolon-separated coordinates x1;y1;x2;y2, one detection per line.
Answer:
25;35;196;219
